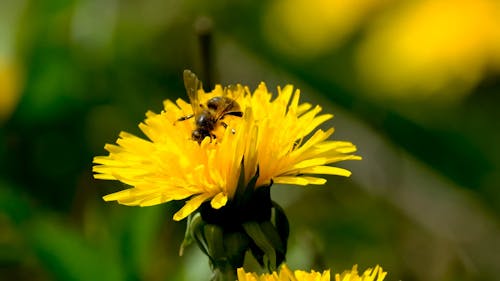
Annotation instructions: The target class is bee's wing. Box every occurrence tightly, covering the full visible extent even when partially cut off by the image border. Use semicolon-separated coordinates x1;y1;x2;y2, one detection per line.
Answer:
224;84;244;112
210;85;243;121
183;69;203;115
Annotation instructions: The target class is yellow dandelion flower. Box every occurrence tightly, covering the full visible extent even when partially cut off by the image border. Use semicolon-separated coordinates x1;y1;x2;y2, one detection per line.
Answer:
237;264;329;281
93;70;360;221
335;265;386;281
237;264;386;281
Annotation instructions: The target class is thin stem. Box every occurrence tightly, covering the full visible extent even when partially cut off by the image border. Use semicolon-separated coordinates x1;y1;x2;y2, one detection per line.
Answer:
195;16;215;91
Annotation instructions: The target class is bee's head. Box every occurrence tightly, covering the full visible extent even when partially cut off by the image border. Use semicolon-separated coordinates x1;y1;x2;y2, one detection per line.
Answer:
192;129;210;144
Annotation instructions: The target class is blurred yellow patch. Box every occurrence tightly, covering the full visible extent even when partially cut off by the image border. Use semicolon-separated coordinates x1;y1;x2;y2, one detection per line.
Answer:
263;0;385;58
0;57;23;122
356;0;500;100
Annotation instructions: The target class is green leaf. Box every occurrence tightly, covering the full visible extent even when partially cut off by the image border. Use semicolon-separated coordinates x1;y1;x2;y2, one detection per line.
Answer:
0;182;32;224
117;206;165;279
27;217;124;281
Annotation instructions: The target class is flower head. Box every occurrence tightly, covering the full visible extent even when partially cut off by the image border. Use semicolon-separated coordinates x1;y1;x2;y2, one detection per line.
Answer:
335;265;386;281
93;71;360;221
237;264;329;281
236;264;386;281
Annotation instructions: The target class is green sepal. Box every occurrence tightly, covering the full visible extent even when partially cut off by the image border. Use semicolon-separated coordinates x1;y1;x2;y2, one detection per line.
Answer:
223;230;250;267
204;224;226;265
260;221;286;266
271;201;290;262
242;221;277;271
179;214;197;256
188;213;213;263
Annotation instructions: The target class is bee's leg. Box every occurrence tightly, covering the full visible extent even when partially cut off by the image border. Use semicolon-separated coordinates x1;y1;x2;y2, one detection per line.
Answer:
210;133;217;143
177;114;194;122
220;121;236;134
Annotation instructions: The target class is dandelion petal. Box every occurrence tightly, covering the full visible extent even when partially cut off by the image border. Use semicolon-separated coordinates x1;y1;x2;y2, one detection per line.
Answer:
173;193;212;221
211;192;228;209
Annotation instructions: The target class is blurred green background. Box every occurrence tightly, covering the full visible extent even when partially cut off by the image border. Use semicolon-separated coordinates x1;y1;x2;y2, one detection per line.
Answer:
1;0;500;280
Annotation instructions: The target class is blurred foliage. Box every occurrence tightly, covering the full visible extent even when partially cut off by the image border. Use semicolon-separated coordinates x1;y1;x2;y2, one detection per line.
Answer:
1;0;499;280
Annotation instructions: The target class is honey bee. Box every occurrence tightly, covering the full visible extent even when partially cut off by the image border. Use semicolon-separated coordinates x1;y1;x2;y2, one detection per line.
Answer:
178;70;243;143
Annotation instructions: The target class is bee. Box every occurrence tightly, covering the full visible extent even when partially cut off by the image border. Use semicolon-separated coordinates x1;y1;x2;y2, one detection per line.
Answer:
178;70;243;143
